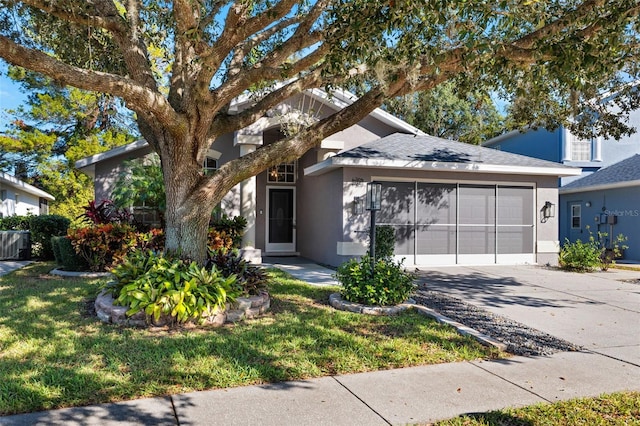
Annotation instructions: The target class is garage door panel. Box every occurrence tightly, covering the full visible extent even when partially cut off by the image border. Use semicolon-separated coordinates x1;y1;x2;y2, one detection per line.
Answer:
389;225;415;256
416;225;456;254
379;182;414;224
378;181;534;266
416;183;457;224
497;225;534;254
459;185;496;225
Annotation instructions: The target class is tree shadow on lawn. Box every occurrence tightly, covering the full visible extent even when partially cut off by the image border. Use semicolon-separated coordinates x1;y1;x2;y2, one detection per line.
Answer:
0;264;494;416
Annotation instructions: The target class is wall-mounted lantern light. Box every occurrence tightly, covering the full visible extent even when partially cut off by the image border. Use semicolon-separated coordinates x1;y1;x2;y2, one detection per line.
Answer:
585;201;591;207
542;201;556;220
353;196;364;215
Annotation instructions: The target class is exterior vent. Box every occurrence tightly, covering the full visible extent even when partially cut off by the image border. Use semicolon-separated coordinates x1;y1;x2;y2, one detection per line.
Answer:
0;231;32;260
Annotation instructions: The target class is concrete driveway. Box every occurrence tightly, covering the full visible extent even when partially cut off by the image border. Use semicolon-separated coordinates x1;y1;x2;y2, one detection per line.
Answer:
416;265;640;366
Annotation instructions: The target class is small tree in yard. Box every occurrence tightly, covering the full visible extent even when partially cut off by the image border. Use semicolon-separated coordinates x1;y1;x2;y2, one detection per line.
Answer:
1;1;639;263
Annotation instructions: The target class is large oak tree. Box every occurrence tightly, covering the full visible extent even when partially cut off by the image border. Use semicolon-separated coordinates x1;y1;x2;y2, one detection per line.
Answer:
1;0;638;261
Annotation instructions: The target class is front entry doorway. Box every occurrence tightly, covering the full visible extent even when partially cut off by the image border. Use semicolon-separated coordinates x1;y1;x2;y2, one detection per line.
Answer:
266;187;296;253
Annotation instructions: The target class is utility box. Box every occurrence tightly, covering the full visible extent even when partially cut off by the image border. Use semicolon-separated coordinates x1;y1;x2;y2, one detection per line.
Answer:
0;231;32;260
607;215;618;225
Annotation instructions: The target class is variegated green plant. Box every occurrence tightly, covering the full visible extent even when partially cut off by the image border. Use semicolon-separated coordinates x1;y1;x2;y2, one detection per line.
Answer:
109;250;240;323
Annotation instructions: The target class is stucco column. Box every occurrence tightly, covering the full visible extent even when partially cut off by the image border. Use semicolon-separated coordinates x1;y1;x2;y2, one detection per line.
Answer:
239;144;257;249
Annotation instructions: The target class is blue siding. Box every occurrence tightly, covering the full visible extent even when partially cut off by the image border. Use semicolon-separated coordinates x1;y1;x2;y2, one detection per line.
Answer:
488;128;562;162
560;187;640;261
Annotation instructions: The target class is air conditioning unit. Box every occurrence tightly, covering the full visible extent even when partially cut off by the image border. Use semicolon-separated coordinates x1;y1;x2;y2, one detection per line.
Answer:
0;231;32;260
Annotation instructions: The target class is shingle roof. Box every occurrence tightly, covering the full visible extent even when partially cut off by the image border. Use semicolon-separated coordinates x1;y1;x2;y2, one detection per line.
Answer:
561;154;640;191
335;133;574;169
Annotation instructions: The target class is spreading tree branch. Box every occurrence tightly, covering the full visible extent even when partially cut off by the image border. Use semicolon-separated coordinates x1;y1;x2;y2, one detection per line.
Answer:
19;0;125;32
0;35;184;135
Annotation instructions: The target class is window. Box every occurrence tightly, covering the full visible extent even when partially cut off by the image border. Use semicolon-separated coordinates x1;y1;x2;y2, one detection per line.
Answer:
0;190;6;201
569;133;591;161
203;157;218;175
267;162;296;183
571;204;581;229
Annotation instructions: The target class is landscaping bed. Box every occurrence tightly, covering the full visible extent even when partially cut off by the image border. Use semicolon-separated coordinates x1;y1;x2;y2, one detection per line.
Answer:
0;263;500;416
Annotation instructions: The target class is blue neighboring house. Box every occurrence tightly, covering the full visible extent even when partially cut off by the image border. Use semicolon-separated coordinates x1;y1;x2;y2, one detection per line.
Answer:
559;154;640;260
484;107;640;261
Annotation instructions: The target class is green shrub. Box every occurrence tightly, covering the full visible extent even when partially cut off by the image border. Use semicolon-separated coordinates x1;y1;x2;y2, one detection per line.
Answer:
51;236;90;271
335;256;416;306
108;250;240;324
207;250;268;296
0;215;32;231
68;223;138;271
559;237;602;272
51;236;63;264
29;215;70;260
209;215;247;249
136;228;165;252
368;225;395;260
559;228;629;272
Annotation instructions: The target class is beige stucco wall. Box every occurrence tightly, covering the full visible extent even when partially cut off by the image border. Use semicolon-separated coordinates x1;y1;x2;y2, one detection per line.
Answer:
296;155;345;265
313;167;561;267
93;145;154;202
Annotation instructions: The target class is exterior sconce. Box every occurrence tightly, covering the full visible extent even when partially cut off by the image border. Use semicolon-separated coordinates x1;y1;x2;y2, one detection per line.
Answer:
585;201;591;207
543;201;555;219
365;182;382;211
353;196;364;215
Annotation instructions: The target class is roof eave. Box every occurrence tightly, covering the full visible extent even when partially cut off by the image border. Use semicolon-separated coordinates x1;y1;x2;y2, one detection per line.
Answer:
482;129;526;147
305;157;582;177
0;172;55;200
560;179;640;194
306;89;426;136
74;139;150;171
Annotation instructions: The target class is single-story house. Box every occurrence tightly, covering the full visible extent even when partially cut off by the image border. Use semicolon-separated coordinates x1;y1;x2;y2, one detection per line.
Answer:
0;172;54;217
76;89;580;267
560;154;640;260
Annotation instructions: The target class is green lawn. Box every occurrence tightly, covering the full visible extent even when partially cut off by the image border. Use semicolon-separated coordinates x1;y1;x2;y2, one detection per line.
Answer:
0;263;500;415
435;391;640;425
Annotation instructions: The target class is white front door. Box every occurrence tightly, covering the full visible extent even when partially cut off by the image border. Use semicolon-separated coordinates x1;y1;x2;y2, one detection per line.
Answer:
266;186;296;252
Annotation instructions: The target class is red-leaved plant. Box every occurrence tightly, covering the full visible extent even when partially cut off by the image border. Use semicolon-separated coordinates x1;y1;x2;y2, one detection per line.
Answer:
80;200;132;225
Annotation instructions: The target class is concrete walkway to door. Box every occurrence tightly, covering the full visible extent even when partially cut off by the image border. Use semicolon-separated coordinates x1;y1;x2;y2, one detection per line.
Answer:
415;265;640;366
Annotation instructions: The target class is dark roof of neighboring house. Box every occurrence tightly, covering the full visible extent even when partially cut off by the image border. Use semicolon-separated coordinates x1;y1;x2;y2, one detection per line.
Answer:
305;133;581;177
561;154;640;193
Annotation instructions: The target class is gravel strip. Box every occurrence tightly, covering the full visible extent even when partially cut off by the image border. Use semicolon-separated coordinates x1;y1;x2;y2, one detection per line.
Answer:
412;289;582;356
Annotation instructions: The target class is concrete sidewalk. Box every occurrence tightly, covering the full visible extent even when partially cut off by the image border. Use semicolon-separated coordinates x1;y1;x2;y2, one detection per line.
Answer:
0;260;31;276
3;351;639;426
2;262;640;425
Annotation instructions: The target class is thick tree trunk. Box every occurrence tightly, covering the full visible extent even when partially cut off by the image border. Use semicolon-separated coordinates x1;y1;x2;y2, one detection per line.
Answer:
160;135;215;264
164;195;212;264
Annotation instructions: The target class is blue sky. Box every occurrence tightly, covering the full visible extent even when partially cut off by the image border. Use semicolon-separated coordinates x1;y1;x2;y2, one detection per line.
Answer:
0;61;27;129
